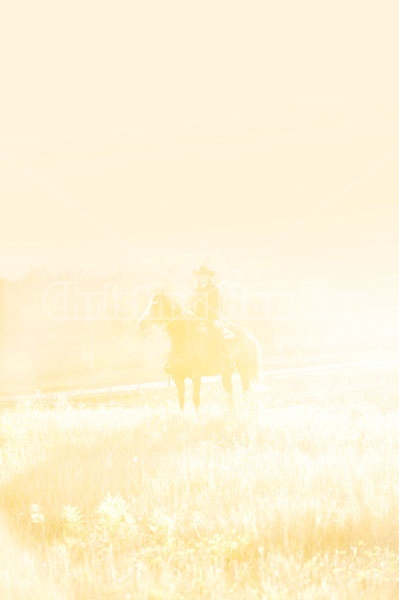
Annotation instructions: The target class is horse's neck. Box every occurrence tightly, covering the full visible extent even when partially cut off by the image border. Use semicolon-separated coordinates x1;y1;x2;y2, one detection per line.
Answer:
168;320;210;352
167;319;188;349
167;319;204;343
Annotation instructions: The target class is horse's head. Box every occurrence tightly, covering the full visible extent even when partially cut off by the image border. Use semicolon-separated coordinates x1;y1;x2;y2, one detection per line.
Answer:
138;289;183;331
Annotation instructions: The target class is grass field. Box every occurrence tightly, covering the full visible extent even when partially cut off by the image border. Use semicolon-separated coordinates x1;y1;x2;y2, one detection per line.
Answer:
0;381;398;599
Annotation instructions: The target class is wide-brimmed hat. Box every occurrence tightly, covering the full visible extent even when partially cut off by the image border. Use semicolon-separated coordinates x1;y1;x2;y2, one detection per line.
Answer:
193;265;216;277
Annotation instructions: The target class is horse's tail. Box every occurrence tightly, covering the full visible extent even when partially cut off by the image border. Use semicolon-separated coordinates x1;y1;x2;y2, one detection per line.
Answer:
227;324;263;384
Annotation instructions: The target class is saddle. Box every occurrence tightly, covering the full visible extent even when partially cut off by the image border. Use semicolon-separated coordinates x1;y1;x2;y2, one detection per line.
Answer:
165;320;235;375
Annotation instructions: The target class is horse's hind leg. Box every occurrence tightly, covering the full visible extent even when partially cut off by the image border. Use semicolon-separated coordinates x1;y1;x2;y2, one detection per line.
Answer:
222;372;234;410
239;369;250;397
174;375;186;411
192;375;202;412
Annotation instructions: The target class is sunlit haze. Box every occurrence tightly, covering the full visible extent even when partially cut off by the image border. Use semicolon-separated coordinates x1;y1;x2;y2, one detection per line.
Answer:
1;2;399;598
1;1;399;278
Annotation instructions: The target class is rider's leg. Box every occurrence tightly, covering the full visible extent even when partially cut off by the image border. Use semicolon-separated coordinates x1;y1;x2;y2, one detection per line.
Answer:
211;320;234;369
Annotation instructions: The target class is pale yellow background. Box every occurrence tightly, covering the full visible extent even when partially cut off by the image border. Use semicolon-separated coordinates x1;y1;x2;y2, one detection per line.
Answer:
1;0;398;277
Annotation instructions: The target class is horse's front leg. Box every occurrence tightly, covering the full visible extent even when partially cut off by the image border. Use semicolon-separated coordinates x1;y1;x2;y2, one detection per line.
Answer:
192;375;202;413
174;374;186;411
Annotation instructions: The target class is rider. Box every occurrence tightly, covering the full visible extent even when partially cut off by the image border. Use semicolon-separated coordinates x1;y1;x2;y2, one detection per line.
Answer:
191;265;221;324
190;265;228;365
164;265;228;374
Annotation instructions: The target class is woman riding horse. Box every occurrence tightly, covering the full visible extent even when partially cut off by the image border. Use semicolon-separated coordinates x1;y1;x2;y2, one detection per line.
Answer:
139;273;262;411
190;265;227;366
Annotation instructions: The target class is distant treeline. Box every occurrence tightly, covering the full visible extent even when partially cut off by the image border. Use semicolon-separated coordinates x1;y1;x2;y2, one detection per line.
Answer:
1;269;396;394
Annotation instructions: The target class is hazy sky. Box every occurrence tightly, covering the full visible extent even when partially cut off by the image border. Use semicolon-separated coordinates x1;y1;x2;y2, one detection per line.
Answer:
1;1;399;275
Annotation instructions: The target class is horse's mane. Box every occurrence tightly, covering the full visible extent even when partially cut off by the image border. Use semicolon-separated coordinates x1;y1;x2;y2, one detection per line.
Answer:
158;290;191;320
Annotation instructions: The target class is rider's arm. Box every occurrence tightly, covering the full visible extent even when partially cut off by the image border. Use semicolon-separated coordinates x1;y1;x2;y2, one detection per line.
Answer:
208;286;222;321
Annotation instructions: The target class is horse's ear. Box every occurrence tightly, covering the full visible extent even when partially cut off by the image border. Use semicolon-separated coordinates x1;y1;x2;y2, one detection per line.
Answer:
159;284;173;299
151;283;163;295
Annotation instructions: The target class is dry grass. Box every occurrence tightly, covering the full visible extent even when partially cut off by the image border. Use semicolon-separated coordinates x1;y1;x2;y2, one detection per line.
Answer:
0;387;398;599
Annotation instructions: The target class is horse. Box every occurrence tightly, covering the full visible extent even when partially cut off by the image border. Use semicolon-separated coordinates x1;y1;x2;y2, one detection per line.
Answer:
138;290;262;411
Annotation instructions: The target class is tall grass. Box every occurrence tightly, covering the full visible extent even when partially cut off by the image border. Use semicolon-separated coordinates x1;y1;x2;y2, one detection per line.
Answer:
0;390;398;598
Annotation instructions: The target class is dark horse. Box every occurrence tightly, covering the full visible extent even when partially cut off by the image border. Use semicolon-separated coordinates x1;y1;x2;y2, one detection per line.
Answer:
138;291;262;411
